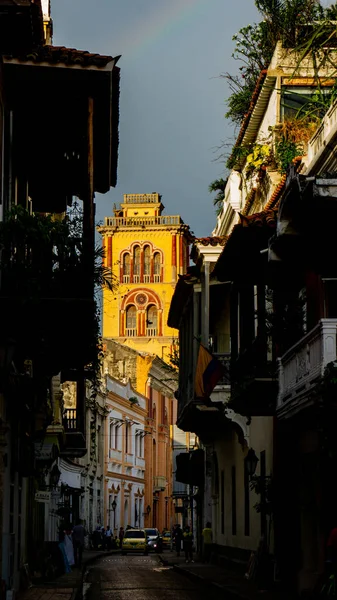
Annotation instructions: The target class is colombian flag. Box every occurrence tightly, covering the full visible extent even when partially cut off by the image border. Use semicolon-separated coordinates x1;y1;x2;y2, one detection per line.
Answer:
195;344;225;398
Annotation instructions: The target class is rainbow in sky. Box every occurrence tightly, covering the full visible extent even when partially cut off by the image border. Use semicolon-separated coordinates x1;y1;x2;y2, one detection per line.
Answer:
120;0;206;55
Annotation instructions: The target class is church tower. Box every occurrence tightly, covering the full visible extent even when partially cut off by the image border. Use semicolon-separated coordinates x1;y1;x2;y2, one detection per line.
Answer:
99;193;191;360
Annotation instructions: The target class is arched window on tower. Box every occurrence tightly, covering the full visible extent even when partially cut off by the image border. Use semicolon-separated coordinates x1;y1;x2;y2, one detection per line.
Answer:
123;253;131;283
143;245;151;283
146;305;157;337
133;246;141;282
153;252;161;282
126;305;137;337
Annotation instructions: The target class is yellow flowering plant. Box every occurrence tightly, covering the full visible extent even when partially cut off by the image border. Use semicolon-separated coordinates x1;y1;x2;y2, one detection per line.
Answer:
246;144;271;174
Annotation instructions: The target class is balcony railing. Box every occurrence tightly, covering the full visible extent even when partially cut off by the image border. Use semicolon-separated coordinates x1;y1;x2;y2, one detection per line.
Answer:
63;408;77;431
213;353;231;386
123;275;130;284
153;476;166;491
278;319;337;412
153;274;161;283
146;328;157;337
126;328;136;337
135;456;145;469
123;193;160;204
109;448;122;461
143;274;151;283
133;275;140;283
104;215;183;227
307;97;337;166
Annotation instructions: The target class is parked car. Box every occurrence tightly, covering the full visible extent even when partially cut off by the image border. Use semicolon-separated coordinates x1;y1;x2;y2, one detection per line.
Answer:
144;528;162;552
162;531;171;550
122;529;148;555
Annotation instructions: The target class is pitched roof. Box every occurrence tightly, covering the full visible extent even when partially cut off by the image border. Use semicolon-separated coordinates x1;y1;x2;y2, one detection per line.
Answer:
5;45;119;68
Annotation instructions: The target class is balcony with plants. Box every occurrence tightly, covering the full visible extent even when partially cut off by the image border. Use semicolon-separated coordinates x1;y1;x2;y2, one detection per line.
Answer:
210;0;337;228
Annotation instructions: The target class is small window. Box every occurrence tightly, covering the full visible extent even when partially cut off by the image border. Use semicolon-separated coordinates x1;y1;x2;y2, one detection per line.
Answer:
281;86;332;120
154;253;161;276
146;305;157;336
123;253;131;275
126;305;137;335
133;246;141;275
144;246;151;275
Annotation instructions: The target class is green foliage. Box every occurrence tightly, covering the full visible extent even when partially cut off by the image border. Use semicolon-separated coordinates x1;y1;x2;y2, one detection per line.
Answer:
226;144;251;170
224;0;337;129
208;178;228;214
0;205;118;392
250;474;273;516
275;138;300;172
168;339;179;369
129;396;139;406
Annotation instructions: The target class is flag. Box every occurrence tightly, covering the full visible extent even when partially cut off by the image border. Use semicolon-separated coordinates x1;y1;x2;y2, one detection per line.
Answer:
194;344;225;398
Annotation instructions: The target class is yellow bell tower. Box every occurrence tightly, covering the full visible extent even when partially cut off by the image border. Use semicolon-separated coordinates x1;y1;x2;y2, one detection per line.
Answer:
99;193;191;360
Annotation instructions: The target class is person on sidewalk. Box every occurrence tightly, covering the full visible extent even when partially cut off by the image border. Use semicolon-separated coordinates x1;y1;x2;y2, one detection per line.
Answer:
64;528;75;567
119;526;125;546
105;525;112;550
174;524;183;557
183;525;194;563
72;520;86;568
202;522;213;563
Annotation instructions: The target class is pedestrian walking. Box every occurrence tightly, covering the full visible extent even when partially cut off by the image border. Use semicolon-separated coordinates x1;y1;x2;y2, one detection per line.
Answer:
72;520;86;567
64;528;75;567
183;525;194;563
119;526;125;546
105;525;112;550
174;524;183;557
202;522;213;563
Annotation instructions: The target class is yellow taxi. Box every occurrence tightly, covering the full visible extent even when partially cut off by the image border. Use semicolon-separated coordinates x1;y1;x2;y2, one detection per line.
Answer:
162;531;171;550
121;529;148;555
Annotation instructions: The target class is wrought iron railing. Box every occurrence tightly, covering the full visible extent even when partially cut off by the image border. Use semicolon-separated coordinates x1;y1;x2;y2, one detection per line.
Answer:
213;352;231;386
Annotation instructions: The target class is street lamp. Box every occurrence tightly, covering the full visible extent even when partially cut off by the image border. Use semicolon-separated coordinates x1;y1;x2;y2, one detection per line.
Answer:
245;448;259;479
50;463;61;488
112;499;117;531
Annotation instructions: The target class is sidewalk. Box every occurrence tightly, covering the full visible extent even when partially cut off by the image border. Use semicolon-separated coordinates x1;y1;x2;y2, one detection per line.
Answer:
17;549;119;600
159;551;294;600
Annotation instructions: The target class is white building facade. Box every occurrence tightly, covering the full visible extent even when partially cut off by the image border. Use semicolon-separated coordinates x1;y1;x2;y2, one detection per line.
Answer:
104;377;147;533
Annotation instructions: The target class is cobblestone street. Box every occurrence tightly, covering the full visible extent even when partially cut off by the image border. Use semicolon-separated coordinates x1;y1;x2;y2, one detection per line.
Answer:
84;554;224;600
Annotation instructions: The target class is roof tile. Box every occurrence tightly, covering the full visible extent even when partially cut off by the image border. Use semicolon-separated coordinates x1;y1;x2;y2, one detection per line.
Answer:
5;45;117;68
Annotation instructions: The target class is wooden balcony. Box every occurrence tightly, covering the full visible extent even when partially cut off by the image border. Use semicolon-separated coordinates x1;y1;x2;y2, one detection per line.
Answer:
62;408;86;458
277;319;337;419
230;338;278;417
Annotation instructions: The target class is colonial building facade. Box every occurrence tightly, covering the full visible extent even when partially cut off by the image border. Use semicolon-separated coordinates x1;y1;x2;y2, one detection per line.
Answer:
104;376;147;532
168;39;337;596
102;341;178;532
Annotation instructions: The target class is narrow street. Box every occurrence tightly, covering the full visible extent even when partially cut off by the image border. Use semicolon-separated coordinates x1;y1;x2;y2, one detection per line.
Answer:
84;554;223;600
